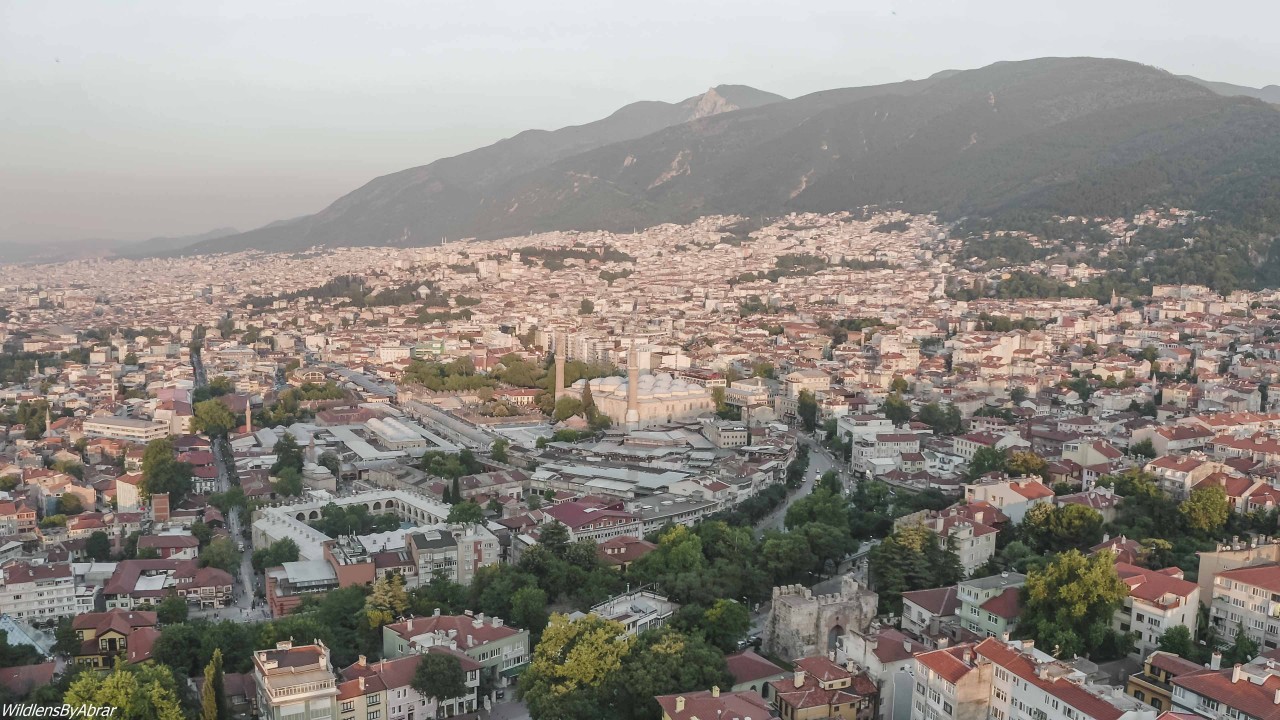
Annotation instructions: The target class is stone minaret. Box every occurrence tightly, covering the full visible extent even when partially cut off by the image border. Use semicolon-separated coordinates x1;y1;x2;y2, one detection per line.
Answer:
553;333;566;403
245;404;253;435
625;342;640;431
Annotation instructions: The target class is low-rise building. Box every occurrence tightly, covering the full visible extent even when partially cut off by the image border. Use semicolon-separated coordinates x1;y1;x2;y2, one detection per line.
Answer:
768;655;878;720
0;562;76;624
253;640;338;720
381;611;529;688
956;572;1025;639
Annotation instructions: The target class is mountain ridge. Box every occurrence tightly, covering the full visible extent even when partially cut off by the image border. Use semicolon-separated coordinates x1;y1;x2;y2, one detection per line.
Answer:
172;58;1280;255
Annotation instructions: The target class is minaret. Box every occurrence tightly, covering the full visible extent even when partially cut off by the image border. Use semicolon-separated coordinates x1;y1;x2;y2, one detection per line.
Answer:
43;405;53;439
245;404;253;435
553;333;566;403
625;342;640;431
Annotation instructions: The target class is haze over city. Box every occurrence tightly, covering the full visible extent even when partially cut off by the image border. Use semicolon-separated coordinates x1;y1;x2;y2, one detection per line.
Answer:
7;4;1280;720
3;0;1280;245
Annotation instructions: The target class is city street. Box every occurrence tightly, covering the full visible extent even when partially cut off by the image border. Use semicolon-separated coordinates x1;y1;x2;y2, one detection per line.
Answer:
756;436;836;534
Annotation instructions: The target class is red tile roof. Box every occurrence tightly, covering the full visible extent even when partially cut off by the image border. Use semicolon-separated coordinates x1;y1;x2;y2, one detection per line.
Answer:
975;638;1129;720
724;649;788;685
901;586;960;617
655;689;778;720
914;644;977;684
0;662;55;696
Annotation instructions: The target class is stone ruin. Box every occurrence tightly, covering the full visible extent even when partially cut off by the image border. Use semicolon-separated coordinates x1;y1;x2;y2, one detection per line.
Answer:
763;575;879;662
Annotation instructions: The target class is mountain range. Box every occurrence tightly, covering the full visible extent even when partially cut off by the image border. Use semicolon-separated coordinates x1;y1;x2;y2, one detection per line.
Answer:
26;57;1280;259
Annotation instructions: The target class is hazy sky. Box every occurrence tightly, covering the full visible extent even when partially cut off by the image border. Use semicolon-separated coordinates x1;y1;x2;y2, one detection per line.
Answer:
2;0;1278;246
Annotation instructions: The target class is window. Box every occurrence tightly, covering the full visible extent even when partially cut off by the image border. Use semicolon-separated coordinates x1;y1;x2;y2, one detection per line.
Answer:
367;712;381;720
366;694;380;706
341;702;354;713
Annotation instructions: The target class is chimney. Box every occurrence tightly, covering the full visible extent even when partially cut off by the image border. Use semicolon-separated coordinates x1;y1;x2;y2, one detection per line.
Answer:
903;639;913;653
358;655;367;667
962;649;973;665
938;637;950;649
711;686;720;698
1000;631;1011;643
409;618;415;631
358;677;365;691
675;696;686;713
828;651;836;662
1274;687;1280;705
1211;651;1222;670
1233;664;1243;683
1021;639;1035;653
845;659;857;673
794;670;806;688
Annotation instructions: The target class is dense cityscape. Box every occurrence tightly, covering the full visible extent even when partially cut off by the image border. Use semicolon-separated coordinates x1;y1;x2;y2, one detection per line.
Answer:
3;203;1280;720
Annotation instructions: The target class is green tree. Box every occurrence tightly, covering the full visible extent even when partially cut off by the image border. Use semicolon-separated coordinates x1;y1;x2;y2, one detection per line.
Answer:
64;660;185;720
553;396;583;422
491;438;509;463
1130;439;1157;459
446;501;485;525
123;352;139;365
1007;451;1047;477
273;466;303;497
510;585;551;637
411;652;468;703
578;299;594;315
318;450;341;477
1022;503;1104;554
57;493;84;515
1224;622;1260;665
364;573;410;630
519;614;634;720
1180;485;1230;536
816;469;842;496
190;521;213;548
156;594;188;625
270;432;304;475
882;392;911;427
700;599;750;653
1156;625;1196;660
87;531;112;561
967;446;1008;479
796;389;818;432
192;399;238;437
890;376;909;394
868;525;963;614
200;648;226;720
1010;386;1029;404
1019;550;1130;658
199;538;238;574
538;521;571;558
252;538;300;572
610;628;733;720
140;437;193;503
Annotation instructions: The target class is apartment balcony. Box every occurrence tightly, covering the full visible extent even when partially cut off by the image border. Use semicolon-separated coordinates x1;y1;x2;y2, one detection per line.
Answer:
267;679;336;701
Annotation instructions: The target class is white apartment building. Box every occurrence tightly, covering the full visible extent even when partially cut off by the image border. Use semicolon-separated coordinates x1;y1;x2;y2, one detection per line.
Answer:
82;417;170;443
913;638;1157;720
254;640;338;720
1208;563;1280;650
0;562;76;623
1115;563;1199;659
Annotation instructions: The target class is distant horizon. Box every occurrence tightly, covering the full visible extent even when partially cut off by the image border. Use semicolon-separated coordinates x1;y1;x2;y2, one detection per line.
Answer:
5;1;1280;245
6;58;1273;250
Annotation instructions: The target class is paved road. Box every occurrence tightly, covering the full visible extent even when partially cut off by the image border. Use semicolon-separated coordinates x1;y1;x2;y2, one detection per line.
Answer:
757;436;836;534
192;346;260;616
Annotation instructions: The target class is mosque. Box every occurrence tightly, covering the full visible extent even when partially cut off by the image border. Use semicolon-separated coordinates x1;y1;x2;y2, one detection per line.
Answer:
553;344;715;430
